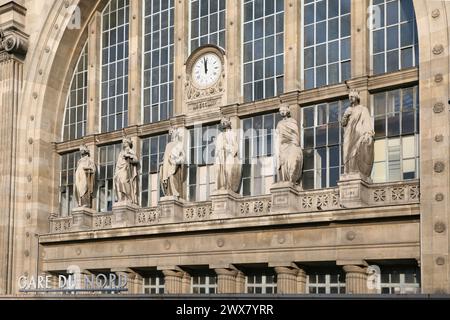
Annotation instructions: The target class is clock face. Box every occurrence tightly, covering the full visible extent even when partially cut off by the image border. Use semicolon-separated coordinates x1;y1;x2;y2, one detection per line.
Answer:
191;53;222;88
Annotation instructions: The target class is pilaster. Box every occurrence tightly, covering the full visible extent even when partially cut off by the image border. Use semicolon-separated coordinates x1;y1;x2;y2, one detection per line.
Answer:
225;0;242;104
87;12;101;135
275;266;299;294
343;265;369;294
161;268;184;294
128;0;142;126
173;0;189;115
0;0;28;295
215;268;238;294
284;0;301;91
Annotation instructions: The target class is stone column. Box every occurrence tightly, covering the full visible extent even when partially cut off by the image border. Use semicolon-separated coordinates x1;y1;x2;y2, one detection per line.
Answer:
127;0;142;126
284;0;301;91
297;268;307;294
343;265;369;294
275;267;299;294
0;1;28;295
162;269;185;294
215;268;238;294
182;272;191;294
225;0;242;104
112;268;143;295
236;271;246;294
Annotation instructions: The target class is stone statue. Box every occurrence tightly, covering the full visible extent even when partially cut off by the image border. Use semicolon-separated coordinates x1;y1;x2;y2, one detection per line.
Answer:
74;145;96;208
114;137;140;205
160;127;187;199
342;90;375;180
276;104;303;185
215;117;242;193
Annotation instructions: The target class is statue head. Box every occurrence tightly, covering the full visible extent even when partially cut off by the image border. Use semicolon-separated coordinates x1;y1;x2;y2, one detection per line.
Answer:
79;145;90;157
349;89;361;105
220;116;232;130
279;104;291;118
123;137;133;149
169;127;182;142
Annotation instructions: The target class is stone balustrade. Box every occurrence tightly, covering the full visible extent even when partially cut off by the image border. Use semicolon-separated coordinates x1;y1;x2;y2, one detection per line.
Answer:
49;180;420;234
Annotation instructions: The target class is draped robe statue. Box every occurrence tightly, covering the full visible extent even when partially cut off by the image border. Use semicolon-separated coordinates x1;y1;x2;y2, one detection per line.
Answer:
160;127;186;199
114;138;140;205
342;90;375;179
75;145;96;208
215;117;242;193
276;105;303;184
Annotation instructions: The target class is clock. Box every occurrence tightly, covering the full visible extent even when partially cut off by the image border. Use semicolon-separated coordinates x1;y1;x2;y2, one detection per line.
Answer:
191;52;223;89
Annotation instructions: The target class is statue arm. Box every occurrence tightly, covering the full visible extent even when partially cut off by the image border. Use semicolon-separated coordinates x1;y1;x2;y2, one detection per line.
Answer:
342;108;352;127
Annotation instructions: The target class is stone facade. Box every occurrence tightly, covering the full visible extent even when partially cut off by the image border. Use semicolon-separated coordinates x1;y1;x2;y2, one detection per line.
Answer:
0;0;449;296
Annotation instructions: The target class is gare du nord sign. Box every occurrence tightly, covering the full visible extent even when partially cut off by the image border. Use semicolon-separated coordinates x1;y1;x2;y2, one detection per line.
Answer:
18;268;128;294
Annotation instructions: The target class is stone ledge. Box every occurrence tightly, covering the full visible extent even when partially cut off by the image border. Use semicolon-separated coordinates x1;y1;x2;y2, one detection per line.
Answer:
41;203;420;244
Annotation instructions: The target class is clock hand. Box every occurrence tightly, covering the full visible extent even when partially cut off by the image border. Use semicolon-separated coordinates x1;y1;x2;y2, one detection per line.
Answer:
203;57;207;74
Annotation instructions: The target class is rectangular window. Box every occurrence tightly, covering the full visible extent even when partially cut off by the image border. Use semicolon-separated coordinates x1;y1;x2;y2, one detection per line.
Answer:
380;266;421;294
188;124;220;202
101;0;130;133
97;143;122;212
143;0;175;124
190;0;226;52
141;134;169;207
302;100;348;190
63;44;88;141
243;0;285;102
191;274;218;294
60;151;81;217
143;273;165;294
246;270;277;294
371;0;418;75
371;85;420;183
241;113;282;196
307;269;346;294
303;0;351;89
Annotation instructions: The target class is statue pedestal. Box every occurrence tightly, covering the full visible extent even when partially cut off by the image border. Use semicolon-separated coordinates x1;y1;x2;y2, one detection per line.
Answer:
270;182;301;213
159;196;185;223
211;190;241;219
338;174;372;208
71;207;96;230
112;202;139;228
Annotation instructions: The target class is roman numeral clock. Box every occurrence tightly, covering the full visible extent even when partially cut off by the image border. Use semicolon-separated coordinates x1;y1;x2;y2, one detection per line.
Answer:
185;45;226;114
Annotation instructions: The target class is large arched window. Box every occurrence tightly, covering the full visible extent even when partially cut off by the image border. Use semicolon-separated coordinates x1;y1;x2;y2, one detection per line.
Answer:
57;0;421;212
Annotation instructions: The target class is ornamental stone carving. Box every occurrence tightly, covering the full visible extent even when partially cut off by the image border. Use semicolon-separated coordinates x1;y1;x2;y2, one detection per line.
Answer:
433;102;444;114
275;104;303;185
114;138;140;205
433;44;444;55
215;117;242;193
342;90;375;180
74;145;96;208
160;127;187;199
0;28;29;61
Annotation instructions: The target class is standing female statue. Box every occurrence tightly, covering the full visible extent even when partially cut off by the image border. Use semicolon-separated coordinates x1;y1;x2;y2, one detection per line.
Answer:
215;117;242;193
342;90;375;180
160;127;187;199
75;145;96;208
276;104;303;185
114;138;140;205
